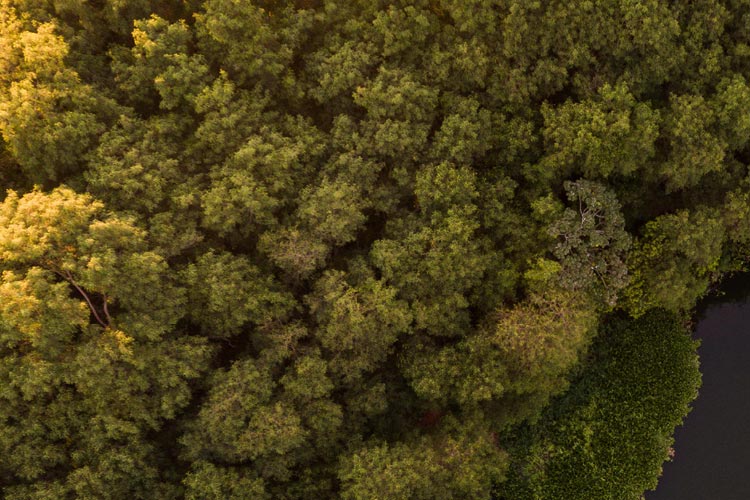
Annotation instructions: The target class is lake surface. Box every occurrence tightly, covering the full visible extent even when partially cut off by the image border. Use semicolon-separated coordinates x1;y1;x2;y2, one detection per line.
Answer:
648;275;750;499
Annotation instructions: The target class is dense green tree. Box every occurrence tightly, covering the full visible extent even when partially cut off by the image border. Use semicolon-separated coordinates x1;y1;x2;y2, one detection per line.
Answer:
657;93;726;192
371;162;490;338
183;461;268;500
201;119;326;239
183;250;293;338
339;420;507;500
0;188;211;498
306;270;412;384
0;10;113;184
86;113;191;215
5;0;750;497
110;15;209;111
403;289;596;423
539;83;660;181
624;207;725;316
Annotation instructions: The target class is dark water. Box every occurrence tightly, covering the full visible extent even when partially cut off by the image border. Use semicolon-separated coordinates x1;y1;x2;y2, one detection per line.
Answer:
648;274;750;500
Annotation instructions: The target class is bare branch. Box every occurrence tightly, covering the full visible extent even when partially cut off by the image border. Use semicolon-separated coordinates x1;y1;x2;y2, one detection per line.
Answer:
62;271;109;328
102;293;113;326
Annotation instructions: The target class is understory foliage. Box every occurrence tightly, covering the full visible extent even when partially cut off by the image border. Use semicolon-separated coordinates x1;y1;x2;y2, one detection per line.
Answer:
0;0;746;497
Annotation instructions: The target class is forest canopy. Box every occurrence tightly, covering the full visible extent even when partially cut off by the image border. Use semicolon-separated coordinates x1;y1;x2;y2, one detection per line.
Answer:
0;0;742;498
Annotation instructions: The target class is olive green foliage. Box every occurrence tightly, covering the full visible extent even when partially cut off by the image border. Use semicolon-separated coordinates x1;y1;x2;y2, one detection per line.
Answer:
624;208;725;317
339;418;508;500
402;290;596;417
0;187;211;498
1;0;746;497
498;310;701;500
